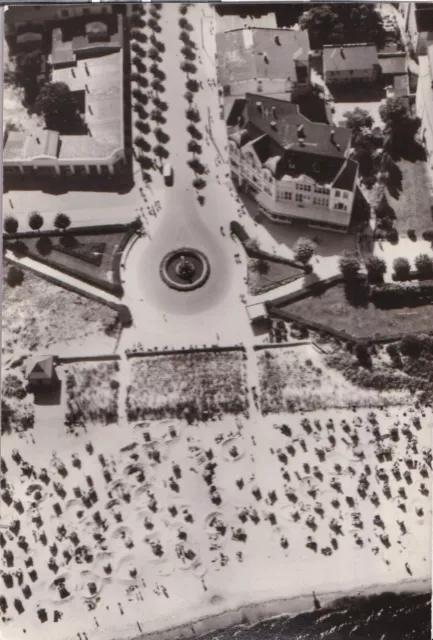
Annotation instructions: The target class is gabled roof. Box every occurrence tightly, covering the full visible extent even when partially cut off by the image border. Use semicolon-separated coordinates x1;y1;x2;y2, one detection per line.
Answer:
323;43;378;73
227;98;247;127
216;27;309;87
378;53;407;76
244;93;351;158
26;356;55;381
332;159;358;191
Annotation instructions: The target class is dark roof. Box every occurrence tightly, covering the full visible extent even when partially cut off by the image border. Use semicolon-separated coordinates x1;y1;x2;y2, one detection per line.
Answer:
415;4;433;32
323;44;378;73
227;98;247;127
216;27;309;86
244;93;351;158
332;159;358;191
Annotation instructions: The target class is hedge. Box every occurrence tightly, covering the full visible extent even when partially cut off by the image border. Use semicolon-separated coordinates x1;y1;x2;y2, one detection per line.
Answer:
3;223;133;240
370;281;433;309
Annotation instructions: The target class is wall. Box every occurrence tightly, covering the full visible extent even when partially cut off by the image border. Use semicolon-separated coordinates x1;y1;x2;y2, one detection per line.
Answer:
325;68;375;84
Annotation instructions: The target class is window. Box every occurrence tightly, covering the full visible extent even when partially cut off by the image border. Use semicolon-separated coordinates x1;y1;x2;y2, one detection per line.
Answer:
296;193;303;203
343;192;349;199
335;190;341;197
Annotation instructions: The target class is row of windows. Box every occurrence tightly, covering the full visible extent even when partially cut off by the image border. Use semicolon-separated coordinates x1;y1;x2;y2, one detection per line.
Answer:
335;190;349;199
314;186;330;194
296;183;312;192
313;197;329;206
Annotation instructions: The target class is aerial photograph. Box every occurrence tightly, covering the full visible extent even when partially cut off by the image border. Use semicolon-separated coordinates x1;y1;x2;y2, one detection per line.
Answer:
1;1;432;639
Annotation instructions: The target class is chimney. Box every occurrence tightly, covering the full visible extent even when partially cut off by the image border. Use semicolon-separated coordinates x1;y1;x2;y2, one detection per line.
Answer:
256;101;263;113
263;52;269;64
270;121;277;130
36;137;41;144
297;124;305;137
271;106;277;119
340;47;344;57
330;128;336;143
275;35;281;46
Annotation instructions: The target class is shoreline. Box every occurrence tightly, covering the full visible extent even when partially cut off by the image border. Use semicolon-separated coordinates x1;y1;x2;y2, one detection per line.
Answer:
129;577;430;640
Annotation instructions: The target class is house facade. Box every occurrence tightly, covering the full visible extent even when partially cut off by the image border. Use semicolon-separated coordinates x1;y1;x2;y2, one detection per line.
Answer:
227;94;358;233
216;27;310;98
416;44;433;176
323;44;379;85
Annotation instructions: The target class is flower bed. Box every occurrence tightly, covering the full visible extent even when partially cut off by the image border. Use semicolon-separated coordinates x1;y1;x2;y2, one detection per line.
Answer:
53;241;107;267
64;362;120;427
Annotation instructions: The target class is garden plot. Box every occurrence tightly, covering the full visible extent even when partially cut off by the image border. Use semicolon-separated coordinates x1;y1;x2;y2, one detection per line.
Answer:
126;352;249;422
64;362;120;427
2;264;119;357
258;345;409;415
0;405;430;640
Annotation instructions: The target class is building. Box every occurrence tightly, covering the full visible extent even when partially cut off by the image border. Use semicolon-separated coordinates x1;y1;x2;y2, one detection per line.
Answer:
216;27;310;97
323;44;379;85
227;93;358;232
3;13;125;181
416;44;433;175
26;356;58;392
378;52;408;98
4;3;115;42
399;2;433;55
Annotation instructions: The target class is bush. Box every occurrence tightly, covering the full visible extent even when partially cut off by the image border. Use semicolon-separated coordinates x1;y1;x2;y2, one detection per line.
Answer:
192;177;206;190
422;229;433;242
6;265;24;287
4;216;18;234
339;252;361;281
400;334;423;358
365;255;386;283
28;211;44;231
293;237;316;265
415;253;433;279
393;257;411;281
370;281;433;308
36;236;53;256
54;213;71;231
355;341;371;367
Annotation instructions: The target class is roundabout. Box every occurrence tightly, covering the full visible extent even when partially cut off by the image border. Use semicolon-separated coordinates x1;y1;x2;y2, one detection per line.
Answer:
160;247;210;292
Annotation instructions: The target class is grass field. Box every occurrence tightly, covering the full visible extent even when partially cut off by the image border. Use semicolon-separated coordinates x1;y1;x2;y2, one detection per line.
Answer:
247;257;303;296
65;362;120;427
2;262;119;355
284;283;433;340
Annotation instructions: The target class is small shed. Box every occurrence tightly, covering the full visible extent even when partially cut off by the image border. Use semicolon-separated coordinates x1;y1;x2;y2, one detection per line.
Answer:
247;302;268;324
26;356;58;391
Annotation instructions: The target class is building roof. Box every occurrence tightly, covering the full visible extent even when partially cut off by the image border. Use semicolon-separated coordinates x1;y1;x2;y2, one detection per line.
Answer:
415;4;433;32
323;43;378;74
26;356;55;381
243;93;351;159
332;158;358;191
4;15;124;166
216;27;309;87
378;53;407;76
227;98;247;127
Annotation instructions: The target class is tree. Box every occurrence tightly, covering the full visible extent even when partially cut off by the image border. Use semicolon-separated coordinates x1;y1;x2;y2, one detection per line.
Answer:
294;237;316;265
386;343;401;367
251;258;270;275
28;211;44;232
154;127;169;144
179;17;193;31
131;42;146;56
34;82;82;131
186;78;200;93
132;88;147;104
148;18;161;33
400;334;423;358
342;107;373;133
338;251;361;281
148;47;161;61
150;109;166;124
365;255;386;283
153;97;168;111
6;265;24;288
192;177;206;190
4;215;18;234
135;120;150;135
379;97;420;151
187;139;202;154
179;4;188;15
151;79;165;93
415;253;433;278
186;107;200;123
181;46;196;61
180;61;197;74
184;91;194;104
179;30;193;45
187;124;202;140
54;213;71;231
36;236;53;256
13;49;45;105
187;158;205;174
355;341;371;367
393;257;411;281
131;29;147;44
153;144;169;160
131;14;146;28
299;5;342;48
135;135;148;150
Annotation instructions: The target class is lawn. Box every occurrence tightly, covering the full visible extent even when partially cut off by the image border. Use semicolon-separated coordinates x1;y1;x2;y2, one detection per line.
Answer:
386;159;433;235
64;362;119;427
257;345;408;414
126;351;249;422
247;256;303;295
6;230;131;293
2;262;119;356
283;282;433;340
